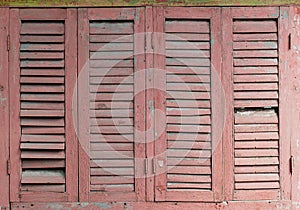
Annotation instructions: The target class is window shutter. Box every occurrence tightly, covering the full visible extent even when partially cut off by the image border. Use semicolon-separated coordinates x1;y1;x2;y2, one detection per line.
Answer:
9;9;77;202
78;8;145;202
222;7;291;201
153;7;222;202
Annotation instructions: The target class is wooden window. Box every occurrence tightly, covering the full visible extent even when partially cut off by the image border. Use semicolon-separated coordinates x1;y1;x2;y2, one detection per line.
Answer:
78;8;146;202
152;7;223;202
9;9;78;202
222;7;291;201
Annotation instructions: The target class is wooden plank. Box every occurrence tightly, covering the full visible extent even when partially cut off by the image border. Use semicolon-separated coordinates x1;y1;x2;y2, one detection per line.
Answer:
166;41;210;50
167;100;210;109
234;91;279;99
89;59;133;68
21;35;64;43
167;175;211;183
22;127;65;134
234;58;278;66
235;165;279;173
234;189;280;200
21;77;64;83
90;125;133;134
9;8;22;202
234;83;278;91
91;167;134;176
235;132;279;140
21;60;65;68
21;22;64;34
235;149;279;157
20;52;64;59
235;157;279;165
166;66;210;75
233;50;278;58
21;118;64;126
21;69;65;76
90;118;133;126
234;99;278;108
234;66;278;75
91;159;134;168
165;21;209;33
167;166;211;175
167;83;210;91
20;43;64;51
233;21;277;33
21;102;64;110
168;141;211;150
167;158;211;166
21;185;65;192
90;84;133;93
88;8;135;20
167;75;210;83
233;33;278;41
166;58;210;67
90;34;133;43
21;135;65;143
91;93;133;101
91;101;133;109
21;85;64;93
22;160;65;168
90;51;133;59
89;22;133;35
166;91;210;100
167;133;210;141
20;110;64;117
0;8;9;207
21;93;64;101
167;116;211;124
222;8;234;201
167;108;210;116
166;49;210;58
91;176;134;185
234;124;278;132
232;7;279;18
20;143;65;150
167;124;211;133
167;183;211;189
22;176;65;184
90;142;133;151
90;134;134;143
235;182;279;190
90;184;134;192
89;76;133;85
235;111;278;124
233;41;278;50
90;109;133;118
90;68;133;76
20;9;66;20
235;141;278;149
21;151;65;159
166;33;210;41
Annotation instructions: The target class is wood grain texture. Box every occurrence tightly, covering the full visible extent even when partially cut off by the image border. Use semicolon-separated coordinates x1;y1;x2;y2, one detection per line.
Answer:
0;8;9;208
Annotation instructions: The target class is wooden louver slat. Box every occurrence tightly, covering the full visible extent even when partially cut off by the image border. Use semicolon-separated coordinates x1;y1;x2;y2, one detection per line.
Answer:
19;20;66;193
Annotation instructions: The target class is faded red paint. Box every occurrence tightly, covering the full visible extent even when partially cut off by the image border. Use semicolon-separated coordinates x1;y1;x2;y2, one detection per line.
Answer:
0;6;299;209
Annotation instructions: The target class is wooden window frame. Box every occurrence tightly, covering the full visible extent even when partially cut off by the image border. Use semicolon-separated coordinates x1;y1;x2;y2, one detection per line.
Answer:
9;8;78;203
78;7;146;202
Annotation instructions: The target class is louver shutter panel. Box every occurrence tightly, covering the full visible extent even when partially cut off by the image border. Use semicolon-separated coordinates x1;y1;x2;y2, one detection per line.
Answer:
153;7;222;202
9;9;78;202
222;7;291;201
78;8;145;202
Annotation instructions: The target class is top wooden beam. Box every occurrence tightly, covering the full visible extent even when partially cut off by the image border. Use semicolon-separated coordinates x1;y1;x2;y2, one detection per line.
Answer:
1;0;300;7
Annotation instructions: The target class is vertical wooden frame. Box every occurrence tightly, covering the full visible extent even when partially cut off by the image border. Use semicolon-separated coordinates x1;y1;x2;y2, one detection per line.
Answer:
0;8;9;208
153;6;167;202
210;8;223;202
9;8;21;203
145;6;155;202
78;8;90;202
153;7;223;202
279;6;291;201
289;6;300;208
78;7;146;202
65;8;79;201
9;8;77;203
134;7;146;202
221;7;234;201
